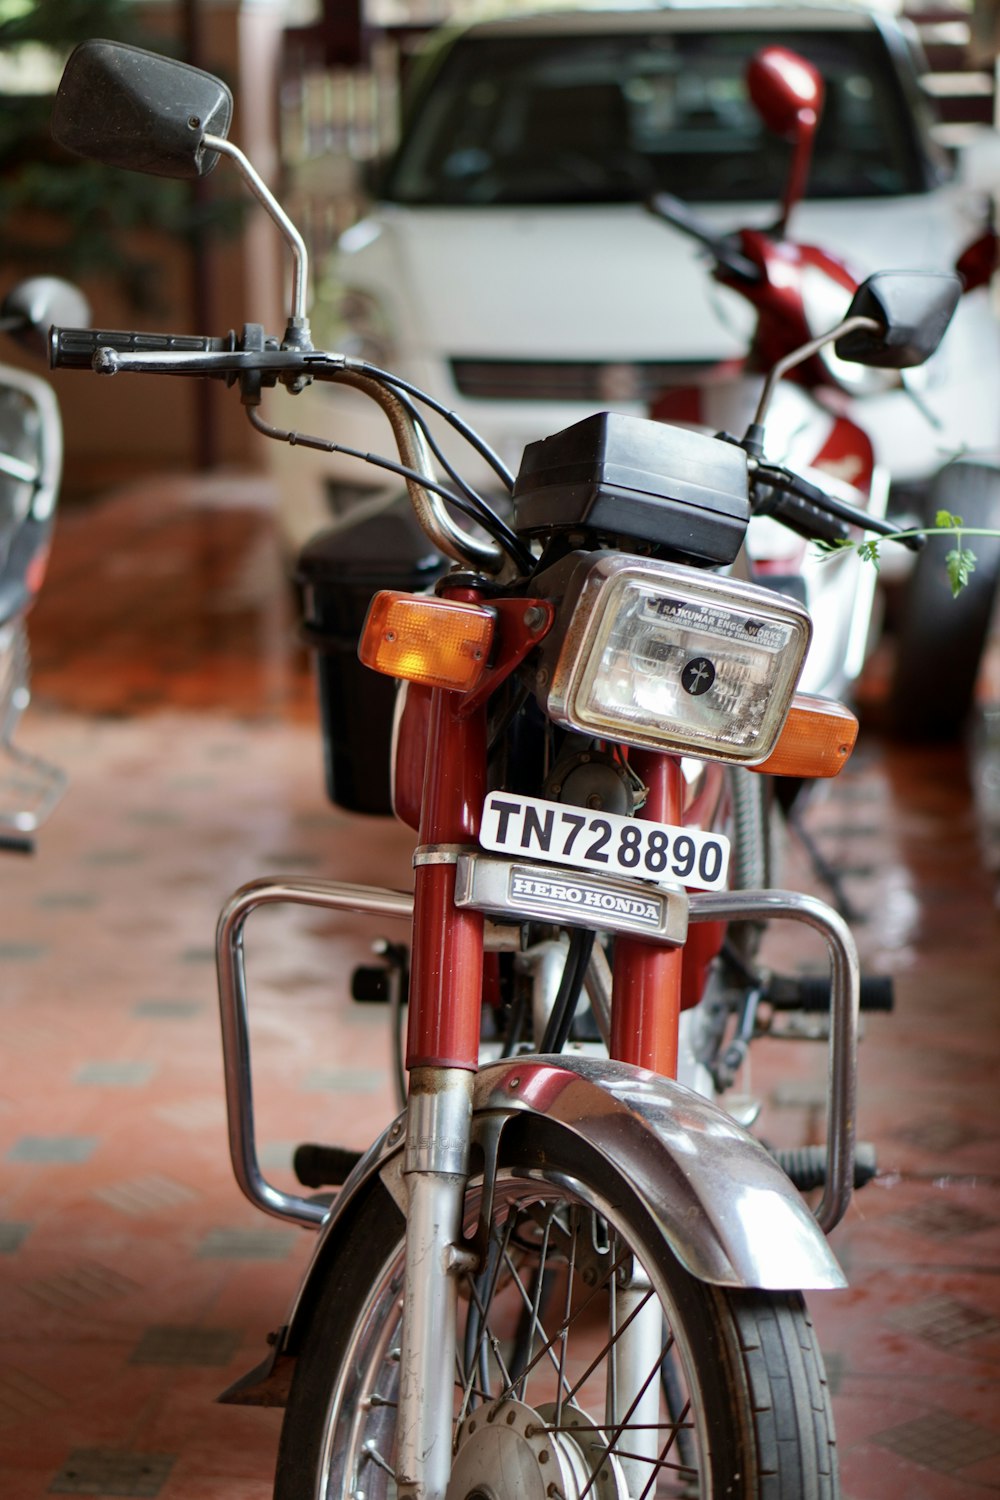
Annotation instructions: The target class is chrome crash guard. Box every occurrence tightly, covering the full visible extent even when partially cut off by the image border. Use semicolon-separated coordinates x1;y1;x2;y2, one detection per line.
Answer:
214;870;857;1404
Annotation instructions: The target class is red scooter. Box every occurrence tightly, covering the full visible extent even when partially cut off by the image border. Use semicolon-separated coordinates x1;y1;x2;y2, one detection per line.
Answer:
648;45;1000;738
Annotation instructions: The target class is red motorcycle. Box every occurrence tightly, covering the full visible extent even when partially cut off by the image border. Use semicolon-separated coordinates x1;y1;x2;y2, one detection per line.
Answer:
50;39;962;1500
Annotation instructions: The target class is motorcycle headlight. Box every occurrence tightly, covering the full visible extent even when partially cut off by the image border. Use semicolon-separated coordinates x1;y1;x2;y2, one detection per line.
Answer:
538;555;812;764
801;266;899;397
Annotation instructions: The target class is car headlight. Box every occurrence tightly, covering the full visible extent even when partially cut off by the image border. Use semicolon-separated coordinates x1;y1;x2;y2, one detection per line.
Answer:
538;554;812;763
318;285;397;368
801;265;899;397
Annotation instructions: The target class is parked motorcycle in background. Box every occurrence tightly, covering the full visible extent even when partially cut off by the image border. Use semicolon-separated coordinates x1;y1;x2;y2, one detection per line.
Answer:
0;276;86;845
647;44;1000;741
48;39;967;1500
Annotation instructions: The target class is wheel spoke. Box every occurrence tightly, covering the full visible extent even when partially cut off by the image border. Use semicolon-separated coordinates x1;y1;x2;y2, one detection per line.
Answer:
636;1416;700;1500
575;1327;669;1500
565;1284;656;1410
459;1210;519;1417
517;1209;556;1403
492;1242;632;1405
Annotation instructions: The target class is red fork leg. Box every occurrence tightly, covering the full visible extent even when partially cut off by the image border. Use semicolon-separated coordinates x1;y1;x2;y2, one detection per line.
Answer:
406;685;486;1072
611;753;684;1078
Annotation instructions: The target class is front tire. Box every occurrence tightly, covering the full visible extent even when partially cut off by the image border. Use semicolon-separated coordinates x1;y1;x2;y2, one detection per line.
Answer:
274;1119;838;1499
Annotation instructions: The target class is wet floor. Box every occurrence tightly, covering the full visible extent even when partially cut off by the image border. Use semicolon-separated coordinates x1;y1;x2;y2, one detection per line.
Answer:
0;475;997;1498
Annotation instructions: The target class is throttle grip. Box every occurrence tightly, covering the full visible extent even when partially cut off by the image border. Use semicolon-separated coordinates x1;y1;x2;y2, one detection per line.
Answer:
49;326;230;370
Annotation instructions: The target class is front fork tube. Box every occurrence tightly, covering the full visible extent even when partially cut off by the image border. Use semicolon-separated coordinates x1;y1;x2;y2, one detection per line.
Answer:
611;752;684;1077
609;754;682;1477
397;1068;476;1500
398;681;485;1500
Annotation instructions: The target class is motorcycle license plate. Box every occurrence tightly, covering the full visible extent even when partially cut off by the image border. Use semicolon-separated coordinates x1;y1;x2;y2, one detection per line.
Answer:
479;791;730;892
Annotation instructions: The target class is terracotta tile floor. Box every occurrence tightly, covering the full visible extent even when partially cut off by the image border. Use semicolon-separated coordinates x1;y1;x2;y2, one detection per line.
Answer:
0;473;998;1499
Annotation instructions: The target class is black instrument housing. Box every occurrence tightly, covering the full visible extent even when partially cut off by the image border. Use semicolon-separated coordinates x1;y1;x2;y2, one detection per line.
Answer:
513;412;749;566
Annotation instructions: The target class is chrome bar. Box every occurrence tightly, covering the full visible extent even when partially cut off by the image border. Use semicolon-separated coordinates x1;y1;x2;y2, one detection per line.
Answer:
215;876;414;1228
688;887;860;1233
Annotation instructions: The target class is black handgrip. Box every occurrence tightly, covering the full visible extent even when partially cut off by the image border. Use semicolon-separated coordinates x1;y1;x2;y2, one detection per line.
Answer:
760;487;852;546
784;470;926;551
755;461;927;553
49;326;231;370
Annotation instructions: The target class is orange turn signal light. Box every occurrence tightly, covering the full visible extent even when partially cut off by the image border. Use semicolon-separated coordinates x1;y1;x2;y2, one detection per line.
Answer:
359;590;495;692
751;693;858;778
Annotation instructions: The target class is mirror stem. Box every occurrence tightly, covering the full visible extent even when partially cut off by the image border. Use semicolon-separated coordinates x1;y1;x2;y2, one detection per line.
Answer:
204;133;312;348
751;313;881;434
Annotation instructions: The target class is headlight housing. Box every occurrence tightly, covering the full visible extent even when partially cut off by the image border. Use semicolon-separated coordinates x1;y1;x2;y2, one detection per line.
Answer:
537;554;812;763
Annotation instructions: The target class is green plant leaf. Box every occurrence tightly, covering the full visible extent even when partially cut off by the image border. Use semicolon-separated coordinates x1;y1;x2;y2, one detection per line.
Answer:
945;546;977;597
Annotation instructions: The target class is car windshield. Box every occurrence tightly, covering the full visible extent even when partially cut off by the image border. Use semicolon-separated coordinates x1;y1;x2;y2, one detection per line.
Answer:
382;27;935;206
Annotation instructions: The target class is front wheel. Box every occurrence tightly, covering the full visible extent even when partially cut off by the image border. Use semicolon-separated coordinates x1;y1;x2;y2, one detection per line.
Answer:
274;1119;838;1499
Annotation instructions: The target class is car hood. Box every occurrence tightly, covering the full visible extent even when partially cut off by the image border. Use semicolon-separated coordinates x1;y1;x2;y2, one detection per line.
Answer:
340;197;971;364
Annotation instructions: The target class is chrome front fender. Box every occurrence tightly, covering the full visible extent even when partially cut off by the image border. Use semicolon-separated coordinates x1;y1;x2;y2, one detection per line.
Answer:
303;1053;844;1308
223;1053;844;1406
470;1054;846;1291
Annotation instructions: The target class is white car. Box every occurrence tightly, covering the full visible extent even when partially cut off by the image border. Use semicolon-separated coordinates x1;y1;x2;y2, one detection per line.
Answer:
274;0;1000;551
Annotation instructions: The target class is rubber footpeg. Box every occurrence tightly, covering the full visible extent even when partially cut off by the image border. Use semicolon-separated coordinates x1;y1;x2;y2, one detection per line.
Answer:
293;1142;363;1189
771;1141;878;1192
764;974;894;1013
350;966;391;1003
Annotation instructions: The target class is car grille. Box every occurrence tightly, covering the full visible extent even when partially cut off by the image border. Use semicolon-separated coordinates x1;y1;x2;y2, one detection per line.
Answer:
450;359;715;403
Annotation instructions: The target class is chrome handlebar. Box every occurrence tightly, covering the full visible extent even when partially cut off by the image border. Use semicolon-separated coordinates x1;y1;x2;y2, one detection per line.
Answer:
48;331;505;574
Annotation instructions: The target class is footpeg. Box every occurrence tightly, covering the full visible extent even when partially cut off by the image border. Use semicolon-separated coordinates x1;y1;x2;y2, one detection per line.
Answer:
764;973;894;1013
351;938;409;1004
772;1141;877;1192
293;1143;363;1189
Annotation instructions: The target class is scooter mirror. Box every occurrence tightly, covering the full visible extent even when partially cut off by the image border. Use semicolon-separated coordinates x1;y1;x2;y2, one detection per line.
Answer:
0;279;91;360
746;46;823;141
746;47;823;234
51;39;233;180
835;270;963;369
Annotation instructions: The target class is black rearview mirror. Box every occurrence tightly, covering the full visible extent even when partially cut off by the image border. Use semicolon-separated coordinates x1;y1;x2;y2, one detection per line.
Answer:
51;39;233;180
835;270;962;369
